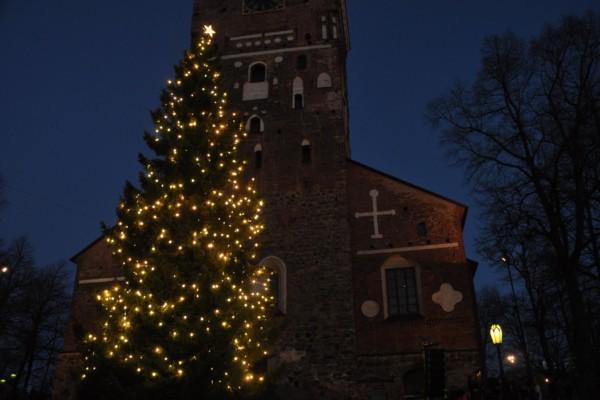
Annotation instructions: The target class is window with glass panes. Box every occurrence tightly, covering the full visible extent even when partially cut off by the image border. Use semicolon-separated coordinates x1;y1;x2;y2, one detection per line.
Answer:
385;267;418;316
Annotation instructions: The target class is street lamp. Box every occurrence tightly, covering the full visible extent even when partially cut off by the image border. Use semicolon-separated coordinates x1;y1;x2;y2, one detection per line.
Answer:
506;354;516;365
1;266;8;274
490;324;505;399
490;324;503;345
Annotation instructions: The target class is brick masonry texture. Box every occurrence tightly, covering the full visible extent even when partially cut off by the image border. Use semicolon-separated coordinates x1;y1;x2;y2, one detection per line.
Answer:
53;1;481;398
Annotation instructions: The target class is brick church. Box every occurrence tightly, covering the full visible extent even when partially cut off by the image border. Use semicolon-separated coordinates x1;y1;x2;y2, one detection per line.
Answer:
54;0;481;398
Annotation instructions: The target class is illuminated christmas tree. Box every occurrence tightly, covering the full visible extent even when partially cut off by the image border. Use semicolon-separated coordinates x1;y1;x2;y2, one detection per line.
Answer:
80;26;271;399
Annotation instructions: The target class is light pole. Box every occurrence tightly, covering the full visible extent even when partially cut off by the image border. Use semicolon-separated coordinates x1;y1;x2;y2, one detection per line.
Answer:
490;324;505;400
501;256;534;399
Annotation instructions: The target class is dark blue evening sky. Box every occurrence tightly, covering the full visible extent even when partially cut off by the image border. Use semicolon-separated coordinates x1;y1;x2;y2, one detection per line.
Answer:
1;0;598;289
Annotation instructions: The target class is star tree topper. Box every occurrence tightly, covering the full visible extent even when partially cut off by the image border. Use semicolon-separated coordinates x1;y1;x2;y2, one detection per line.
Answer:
203;25;216;37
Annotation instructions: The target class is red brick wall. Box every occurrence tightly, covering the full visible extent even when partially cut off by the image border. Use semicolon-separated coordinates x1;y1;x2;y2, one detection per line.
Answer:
55;1;483;398
348;162;480;355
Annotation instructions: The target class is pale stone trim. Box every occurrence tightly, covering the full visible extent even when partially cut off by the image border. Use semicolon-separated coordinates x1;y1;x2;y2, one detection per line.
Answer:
317;72;332;88
264;29;294;37
357;242;459;256
230;33;263;41
79;276;125;285
243;82;269;101
246;114;265;132
354;189;396;239
221;44;332;60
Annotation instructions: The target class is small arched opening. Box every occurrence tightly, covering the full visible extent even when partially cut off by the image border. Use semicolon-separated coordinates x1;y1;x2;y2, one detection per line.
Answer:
248;62;267;83
246;115;264;134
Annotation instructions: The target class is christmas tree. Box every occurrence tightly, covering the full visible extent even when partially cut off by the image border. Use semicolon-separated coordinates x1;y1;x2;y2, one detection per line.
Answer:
80;26;272;399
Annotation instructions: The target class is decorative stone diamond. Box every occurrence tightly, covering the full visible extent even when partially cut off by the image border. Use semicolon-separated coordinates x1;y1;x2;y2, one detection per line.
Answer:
432;283;463;312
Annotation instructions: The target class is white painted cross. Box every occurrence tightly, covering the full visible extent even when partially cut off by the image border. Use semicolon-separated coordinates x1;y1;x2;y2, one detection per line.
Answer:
355;189;396;239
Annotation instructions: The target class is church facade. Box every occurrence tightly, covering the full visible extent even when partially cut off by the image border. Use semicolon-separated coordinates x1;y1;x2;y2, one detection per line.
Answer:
54;1;481;398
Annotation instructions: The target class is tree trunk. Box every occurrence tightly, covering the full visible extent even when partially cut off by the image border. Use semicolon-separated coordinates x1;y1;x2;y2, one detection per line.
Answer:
561;259;599;398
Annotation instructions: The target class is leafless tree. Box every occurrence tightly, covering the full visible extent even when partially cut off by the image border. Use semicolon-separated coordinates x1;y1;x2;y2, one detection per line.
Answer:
0;238;35;339
429;11;600;398
0;242;70;399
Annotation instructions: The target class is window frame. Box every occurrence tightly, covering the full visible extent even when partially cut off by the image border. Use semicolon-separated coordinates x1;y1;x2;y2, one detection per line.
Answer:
380;256;423;319
246;115;264;134
248;61;267;83
259;256;287;314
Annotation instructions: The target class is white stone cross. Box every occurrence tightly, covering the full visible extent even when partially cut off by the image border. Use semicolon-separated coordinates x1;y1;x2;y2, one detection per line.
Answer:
355;189;396;239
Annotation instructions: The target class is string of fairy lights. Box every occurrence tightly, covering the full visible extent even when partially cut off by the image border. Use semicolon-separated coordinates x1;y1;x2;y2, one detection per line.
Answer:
81;25;273;393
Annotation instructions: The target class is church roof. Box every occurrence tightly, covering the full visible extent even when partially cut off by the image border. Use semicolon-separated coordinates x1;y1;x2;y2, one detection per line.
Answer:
69;233;107;263
348;159;469;228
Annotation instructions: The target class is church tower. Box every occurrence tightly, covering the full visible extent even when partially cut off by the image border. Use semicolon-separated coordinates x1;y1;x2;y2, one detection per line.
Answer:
189;1;362;397
54;1;482;399
191;0;351;187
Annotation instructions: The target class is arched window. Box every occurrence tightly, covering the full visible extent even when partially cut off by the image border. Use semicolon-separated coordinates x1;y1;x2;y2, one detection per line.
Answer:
249;62;267;83
246;115;264;134
259;256;287;314
381;255;422;318
254;144;263;169
293;77;304;110
301;139;311;164
296;54;307;70
317;72;332;88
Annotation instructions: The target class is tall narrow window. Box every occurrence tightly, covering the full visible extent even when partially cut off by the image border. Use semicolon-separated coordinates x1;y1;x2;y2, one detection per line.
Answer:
292;76;304;109
296;54;307;70
259;256;287;314
270;271;280;310
301;139;311;164
417;222;427;237
249;62;267;83
294;94;304;109
254;144;263;169
331;15;339;39
385;267;418;316
247;115;263;134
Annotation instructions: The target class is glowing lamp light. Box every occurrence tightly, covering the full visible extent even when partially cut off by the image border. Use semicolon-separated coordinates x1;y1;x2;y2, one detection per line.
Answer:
1;266;8;273
506;354;516;364
490;324;503;345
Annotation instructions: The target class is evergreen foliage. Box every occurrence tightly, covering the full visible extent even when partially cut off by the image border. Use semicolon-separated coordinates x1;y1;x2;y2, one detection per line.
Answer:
79;28;272;399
